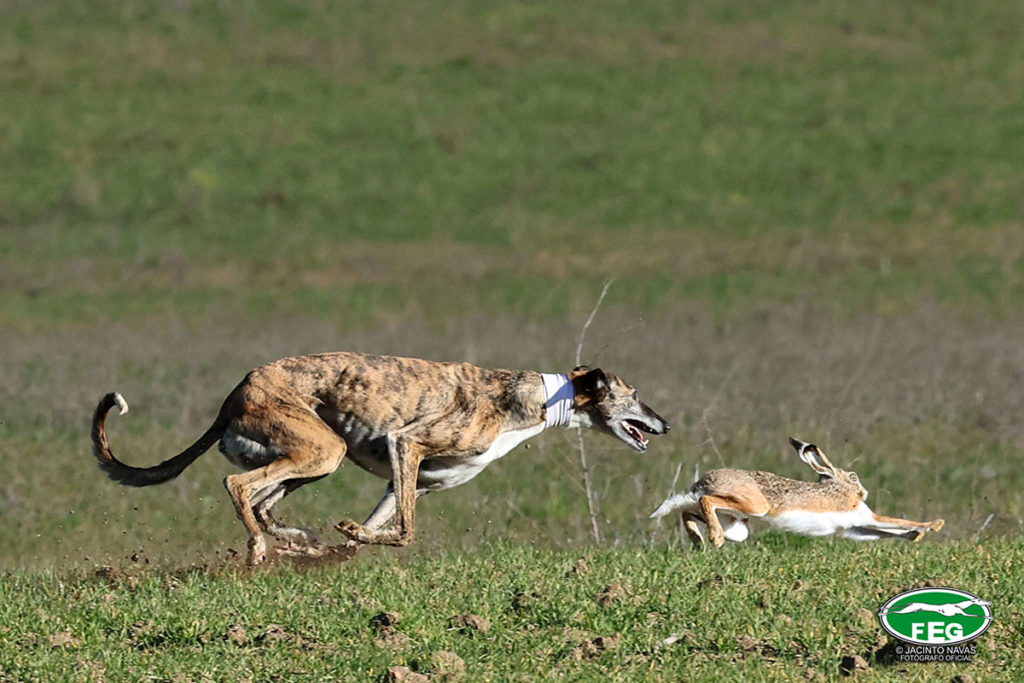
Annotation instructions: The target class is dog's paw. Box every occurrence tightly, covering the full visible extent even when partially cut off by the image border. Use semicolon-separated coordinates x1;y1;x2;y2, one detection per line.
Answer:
335;519;366;542
247;537;268;567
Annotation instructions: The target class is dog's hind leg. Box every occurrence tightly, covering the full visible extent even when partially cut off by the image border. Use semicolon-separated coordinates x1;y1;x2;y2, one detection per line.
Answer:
223;404;347;566
253;476;328;556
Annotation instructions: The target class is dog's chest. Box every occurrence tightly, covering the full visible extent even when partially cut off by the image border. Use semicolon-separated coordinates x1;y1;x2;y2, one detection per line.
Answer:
416;424;545;490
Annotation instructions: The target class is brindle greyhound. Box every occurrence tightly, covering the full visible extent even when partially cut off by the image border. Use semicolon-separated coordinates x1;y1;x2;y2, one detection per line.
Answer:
91;352;670;565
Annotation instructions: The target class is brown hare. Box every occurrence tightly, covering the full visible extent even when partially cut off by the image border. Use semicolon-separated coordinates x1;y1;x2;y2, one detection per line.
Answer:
650;437;944;547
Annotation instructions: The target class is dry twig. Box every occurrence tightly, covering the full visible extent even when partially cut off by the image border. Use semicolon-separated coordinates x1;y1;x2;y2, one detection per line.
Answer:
574;279;613;545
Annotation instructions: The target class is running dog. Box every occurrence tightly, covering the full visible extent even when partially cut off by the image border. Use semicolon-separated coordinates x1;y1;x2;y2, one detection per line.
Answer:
91;352;670;565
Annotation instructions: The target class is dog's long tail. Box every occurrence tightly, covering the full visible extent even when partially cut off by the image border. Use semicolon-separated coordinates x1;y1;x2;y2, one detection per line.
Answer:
91;392;227;487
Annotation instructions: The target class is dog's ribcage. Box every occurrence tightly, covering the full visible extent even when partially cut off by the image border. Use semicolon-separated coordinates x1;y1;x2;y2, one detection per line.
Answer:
322;410;394;479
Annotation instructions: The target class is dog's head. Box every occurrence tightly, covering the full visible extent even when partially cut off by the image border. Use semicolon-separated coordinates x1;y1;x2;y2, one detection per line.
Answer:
569;366;670;452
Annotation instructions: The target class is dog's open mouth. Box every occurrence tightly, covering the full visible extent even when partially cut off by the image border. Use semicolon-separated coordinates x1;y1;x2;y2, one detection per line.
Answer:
622;419;651;450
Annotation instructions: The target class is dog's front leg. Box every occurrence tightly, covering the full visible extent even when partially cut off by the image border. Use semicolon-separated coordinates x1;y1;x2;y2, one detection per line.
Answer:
337;482;431;547
361;483;397;532
362;483;433;530
337;435;423;546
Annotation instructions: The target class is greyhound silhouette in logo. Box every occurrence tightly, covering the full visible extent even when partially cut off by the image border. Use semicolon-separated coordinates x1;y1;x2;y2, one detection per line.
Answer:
880;598;993;620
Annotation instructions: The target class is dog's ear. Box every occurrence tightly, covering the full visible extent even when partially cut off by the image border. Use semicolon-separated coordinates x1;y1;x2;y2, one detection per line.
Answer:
574;367;608;399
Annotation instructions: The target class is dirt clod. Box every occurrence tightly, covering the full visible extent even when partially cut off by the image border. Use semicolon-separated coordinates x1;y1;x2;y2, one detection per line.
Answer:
225;624;248;647
93;565;121;583
430;650;465;680
596;582;627;608
49;630;81;649
512;591;540;611
450;613;491;634
384;665;429;683
370;611;401;633
376;632;413;650
698;574;726;590
567;557;590;577
571;633;621;660
257;624;290;645
839;653;870;676
127;620;154;640
737;635;779;659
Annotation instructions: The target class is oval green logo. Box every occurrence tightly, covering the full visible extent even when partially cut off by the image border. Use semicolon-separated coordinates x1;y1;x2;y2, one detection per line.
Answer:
878;587;992;645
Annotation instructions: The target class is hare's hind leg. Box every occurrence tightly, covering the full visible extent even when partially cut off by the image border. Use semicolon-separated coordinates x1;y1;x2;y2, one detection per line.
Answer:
698;495;747;547
843;526;924;542
840;513;944;542
867;513;945;535
698;490;768;548
682;512;705;546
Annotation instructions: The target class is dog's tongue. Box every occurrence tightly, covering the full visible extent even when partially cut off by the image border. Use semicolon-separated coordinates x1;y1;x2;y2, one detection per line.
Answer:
624;421;648;448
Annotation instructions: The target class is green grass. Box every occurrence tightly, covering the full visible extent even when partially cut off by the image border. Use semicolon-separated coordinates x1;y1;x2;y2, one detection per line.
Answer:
2;540;1021;681
2;1;1023;329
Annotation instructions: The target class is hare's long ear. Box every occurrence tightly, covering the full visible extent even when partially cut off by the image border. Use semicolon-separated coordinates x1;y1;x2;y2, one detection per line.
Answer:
789;437;833;478
811;444;838;473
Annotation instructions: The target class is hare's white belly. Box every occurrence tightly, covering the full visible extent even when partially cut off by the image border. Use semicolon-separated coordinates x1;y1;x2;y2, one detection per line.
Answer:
768;503;874;537
721;516;750;541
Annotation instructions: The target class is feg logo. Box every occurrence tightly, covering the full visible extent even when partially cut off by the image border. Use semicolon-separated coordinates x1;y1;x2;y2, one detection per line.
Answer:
878;587;992;645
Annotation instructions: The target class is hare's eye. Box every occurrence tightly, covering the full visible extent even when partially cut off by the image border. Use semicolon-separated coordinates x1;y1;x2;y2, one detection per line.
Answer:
849;473;859;482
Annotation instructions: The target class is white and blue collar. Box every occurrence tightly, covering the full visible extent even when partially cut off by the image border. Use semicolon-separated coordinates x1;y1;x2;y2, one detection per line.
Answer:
540;373;574;428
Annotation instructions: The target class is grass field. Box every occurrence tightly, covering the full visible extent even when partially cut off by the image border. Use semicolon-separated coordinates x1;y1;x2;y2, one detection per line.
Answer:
4;541;1023;682
2;0;1023;679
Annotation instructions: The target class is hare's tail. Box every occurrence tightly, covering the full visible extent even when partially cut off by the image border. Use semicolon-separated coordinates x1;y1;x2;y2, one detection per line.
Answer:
649;491;700;519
